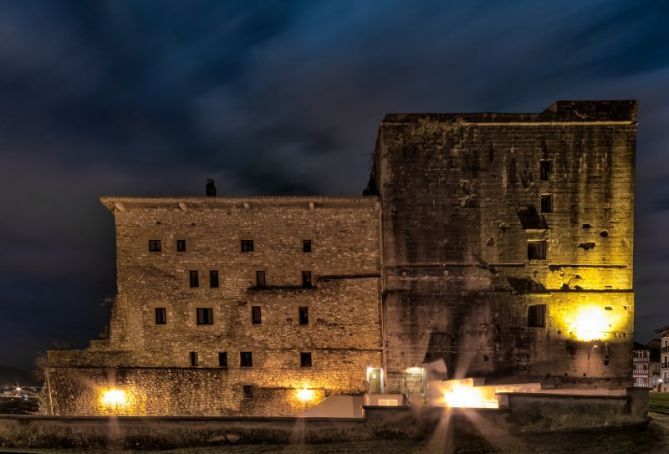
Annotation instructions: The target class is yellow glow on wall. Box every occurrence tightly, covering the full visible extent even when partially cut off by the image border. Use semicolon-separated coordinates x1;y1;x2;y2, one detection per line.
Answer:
296;388;315;402
573;307;609;341
442;385;498;409
96;386;147;415
100;388;127;408
562;305;624;342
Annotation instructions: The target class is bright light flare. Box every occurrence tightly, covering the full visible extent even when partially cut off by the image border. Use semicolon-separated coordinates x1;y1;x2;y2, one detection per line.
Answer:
442;385;498;409
573;307;609;341
100;389;127;407
296;388;315;402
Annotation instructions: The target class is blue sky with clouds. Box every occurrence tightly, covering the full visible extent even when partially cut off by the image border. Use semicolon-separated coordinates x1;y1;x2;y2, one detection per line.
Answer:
1;0;668;369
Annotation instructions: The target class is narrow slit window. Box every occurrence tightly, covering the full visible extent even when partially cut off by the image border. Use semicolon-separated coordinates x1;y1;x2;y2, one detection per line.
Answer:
299;306;309;325
243;385;253;399
540;160;552;181
155;307;167;325
302;271;312;288
528;304;546;328
241;239;254;252
189;352;198;367
218;352;228;368
252;306;262;324
189;270;199;287
210;270;219;288
256;271;266;288
303;240;312;253
300;352;312;368
176;239;186;252
148;240;161;252
527;241;547;260
196;307;213;325
240;351;253;367
540;194;553;213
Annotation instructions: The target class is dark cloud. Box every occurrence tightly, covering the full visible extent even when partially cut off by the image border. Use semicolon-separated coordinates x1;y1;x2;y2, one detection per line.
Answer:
1;0;668;369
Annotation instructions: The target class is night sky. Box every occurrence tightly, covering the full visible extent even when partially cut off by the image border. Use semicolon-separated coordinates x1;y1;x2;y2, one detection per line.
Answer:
1;0;668;370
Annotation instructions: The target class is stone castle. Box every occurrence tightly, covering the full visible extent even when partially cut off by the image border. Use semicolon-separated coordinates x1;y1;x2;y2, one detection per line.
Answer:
45;100;637;416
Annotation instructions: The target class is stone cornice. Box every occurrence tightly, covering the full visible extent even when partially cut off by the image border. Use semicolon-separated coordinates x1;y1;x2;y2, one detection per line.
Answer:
99;195;379;211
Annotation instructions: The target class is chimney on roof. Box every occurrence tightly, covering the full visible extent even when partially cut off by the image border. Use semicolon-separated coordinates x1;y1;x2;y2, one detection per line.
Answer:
206;179;216;197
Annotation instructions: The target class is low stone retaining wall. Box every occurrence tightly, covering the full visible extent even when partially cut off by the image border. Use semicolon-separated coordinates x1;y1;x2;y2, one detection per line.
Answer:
0;388;649;450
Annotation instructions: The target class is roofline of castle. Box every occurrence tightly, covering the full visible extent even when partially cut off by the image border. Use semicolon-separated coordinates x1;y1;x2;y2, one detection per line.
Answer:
382;100;638;124
99;195;379;211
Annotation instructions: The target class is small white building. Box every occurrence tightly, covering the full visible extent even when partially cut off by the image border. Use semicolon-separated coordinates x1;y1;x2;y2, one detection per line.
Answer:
633;342;650;388
655;326;669;392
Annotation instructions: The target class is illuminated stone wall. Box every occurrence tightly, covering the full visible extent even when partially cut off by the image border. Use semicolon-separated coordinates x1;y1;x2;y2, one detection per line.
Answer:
46;100;637;416
372;100;637;391
47;197;382;416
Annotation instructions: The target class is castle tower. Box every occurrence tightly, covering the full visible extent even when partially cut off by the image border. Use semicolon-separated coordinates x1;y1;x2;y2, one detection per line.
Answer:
371;100;637;392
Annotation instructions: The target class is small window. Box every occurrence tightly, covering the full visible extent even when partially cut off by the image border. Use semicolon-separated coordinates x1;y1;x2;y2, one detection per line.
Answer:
189;352;198;367
241;239;254;252
303;240;312;253
300;352;312;368
252;306;262;324
189;270;199;287
302;271;312;288
196;307;213;325
240;351;253;367
540;194;553;213
299;306;309;325
218;352;228;368
528;304;546;328
210;270;219;288
527;241;547;260
256;271;266;288
243;385;253;399
155;307;167;325
176;239;186;252
540;160;552;181
148;240;161;252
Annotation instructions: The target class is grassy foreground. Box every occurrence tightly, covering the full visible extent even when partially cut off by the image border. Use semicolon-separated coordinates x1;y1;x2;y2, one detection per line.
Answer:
650;392;669;413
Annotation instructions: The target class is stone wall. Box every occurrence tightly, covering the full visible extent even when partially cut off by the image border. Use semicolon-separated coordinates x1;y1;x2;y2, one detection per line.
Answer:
47;197;383;416
373;100;637;391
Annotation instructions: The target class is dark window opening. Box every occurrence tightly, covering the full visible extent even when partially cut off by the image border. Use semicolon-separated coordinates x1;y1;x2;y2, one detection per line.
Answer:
155;307;167;325
210;270;219;288
196;307;213;325
240;351;253;367
252;306;262;324
303;240;312;253
243;385;253;399
241;239;254;252
528;304;546;328
189;352;198;367
218;352;228;368
189;270;199;287
299;306;309;325
256;271;266;288
149;240;161;252
176;239;186;252
300;352;312;368
302;271;312;288
540;160;552;181
540;194;553;213
528;241;547;260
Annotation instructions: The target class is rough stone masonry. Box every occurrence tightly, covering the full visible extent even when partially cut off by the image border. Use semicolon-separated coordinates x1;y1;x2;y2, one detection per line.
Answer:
46;100;637;416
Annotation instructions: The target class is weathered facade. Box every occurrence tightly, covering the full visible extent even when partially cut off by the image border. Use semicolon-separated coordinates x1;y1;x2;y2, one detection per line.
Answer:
371;100;637;392
46;100;637;416
47;197;383;415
